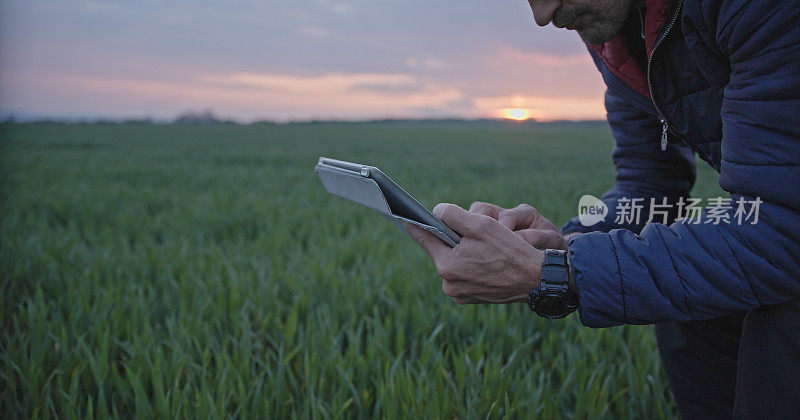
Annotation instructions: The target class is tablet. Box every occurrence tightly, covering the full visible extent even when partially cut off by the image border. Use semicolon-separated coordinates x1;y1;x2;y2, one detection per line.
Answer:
314;157;460;247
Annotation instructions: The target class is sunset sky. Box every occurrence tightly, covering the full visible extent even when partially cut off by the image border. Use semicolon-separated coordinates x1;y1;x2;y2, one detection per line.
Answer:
0;0;607;122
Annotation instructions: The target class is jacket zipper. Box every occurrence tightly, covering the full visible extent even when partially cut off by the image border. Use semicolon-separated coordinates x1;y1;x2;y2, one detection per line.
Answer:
646;0;683;151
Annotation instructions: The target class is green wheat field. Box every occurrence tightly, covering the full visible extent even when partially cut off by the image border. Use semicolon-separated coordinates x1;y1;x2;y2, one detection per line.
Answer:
1;122;725;418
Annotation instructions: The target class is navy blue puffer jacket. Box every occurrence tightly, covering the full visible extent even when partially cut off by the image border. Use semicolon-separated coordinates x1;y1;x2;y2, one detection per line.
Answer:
560;0;800;327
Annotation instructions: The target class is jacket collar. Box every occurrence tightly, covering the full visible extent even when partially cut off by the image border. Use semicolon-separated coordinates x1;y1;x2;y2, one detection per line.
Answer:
585;0;675;98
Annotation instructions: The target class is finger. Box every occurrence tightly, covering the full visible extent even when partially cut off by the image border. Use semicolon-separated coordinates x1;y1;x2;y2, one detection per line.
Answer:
442;280;481;304
468;201;503;219
405;222;451;262
498;204;538;231
433;203;495;238
453;296;482;305
515;229;566;250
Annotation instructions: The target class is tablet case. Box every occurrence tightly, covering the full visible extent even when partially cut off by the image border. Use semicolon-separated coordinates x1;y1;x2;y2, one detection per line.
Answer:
315;164;458;248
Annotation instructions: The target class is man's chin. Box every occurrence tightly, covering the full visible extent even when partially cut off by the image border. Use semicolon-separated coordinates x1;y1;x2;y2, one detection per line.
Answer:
576;24;619;45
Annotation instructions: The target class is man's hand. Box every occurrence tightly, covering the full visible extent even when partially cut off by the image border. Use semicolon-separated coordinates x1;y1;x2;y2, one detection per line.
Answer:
468;201;568;250
406;203;544;304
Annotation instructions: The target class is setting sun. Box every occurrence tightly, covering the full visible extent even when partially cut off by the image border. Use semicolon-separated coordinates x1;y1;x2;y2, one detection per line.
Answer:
501;108;532;121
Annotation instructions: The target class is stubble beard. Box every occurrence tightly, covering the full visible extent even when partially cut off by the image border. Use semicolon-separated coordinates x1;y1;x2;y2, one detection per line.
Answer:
553;0;633;44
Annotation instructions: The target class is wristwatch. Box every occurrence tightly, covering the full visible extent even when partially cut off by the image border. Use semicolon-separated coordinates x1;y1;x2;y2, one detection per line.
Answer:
527;249;579;319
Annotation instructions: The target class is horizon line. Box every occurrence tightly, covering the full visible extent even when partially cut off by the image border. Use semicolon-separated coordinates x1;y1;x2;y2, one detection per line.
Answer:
0;115;609;126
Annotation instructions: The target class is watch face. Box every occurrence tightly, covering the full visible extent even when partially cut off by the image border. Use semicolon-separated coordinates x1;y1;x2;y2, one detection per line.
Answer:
534;296;569;319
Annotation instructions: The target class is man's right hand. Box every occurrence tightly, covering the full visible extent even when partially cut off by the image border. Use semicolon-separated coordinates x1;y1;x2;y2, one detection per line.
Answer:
467;202;569;250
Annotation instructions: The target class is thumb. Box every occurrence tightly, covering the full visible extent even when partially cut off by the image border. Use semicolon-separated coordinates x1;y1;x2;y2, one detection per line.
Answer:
432;202;448;218
405;222;451;262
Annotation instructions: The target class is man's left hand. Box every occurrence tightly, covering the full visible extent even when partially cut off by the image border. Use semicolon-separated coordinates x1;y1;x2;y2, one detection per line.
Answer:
406;203;544;304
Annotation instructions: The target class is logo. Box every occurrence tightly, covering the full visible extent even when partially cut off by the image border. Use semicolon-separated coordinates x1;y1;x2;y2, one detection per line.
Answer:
578;194;608;227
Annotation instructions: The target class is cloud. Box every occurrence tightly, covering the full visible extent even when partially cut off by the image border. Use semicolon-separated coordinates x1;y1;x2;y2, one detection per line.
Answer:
202;72;418;92
296;25;328;38
446;43;605;102
404;56;448;71
9;71;464;120
493;46;588;68
201;72;464;116
2;67;606;121
311;0;351;16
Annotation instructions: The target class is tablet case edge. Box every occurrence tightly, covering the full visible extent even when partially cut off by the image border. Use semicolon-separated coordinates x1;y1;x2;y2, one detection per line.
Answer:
315;165;457;248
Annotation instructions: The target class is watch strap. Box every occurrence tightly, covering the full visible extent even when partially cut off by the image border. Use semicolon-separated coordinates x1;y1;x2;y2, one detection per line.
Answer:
541;250;569;288
527;249;578;318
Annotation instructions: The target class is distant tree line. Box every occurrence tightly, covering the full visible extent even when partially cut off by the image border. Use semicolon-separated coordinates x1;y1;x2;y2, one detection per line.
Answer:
0;111;606;128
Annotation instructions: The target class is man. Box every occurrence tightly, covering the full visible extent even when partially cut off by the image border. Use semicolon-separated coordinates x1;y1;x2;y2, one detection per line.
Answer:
407;0;800;418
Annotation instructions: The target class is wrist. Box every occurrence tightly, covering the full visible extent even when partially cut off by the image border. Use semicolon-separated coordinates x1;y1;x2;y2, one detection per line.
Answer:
566;247;577;297
528;249;577;318
562;233;578;296
529;248;545;290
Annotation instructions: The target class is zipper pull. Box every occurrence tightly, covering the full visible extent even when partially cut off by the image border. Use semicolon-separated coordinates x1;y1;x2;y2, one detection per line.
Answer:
660;119;668;151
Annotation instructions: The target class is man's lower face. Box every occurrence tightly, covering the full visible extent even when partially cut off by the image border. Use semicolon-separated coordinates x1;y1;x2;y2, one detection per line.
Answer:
548;0;633;44
574;18;625;44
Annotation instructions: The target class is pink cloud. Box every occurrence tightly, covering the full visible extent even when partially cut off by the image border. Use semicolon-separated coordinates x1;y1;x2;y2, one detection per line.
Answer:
9;71;464;120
